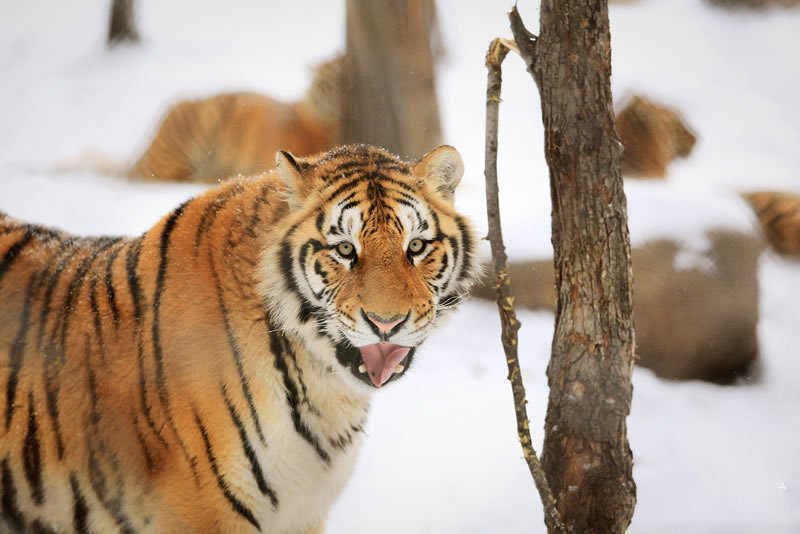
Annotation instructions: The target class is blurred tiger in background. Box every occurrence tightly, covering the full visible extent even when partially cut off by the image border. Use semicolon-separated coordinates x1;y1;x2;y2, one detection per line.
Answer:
0;144;479;533
128;55;343;183
616;96;800;259
742;191;800;257
616;94;697;179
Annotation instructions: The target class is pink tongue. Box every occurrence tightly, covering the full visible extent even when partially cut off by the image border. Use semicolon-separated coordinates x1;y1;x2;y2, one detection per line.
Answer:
359;342;411;387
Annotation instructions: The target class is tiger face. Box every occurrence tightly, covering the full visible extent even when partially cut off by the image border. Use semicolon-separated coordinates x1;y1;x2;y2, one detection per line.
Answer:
261;145;479;390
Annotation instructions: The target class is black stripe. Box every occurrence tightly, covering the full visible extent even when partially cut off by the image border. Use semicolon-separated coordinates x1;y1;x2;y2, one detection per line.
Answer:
0;229;35;287
1;458;25;530
431;250;450;283
125;239;166;448
6;273;37;430
23;392;43;504
299;240;329;302
85;336;101;425
86;445;136;534
150;202;199;475
315;210;325;232
70;473;90;534
209;252;267;444
125;238;144;324
335;200;360;231
152;201;189;407
244;186;272;239
104;243;124;328
192;183;245;254
221;385;278;508
268;329;330;464
282;338;317;414
194;410;261;531
455;217;473;283
278;238;319;324
43;344;66;459
58;237;121;352
88;276;107;364
36;238;82;352
132;414;154;471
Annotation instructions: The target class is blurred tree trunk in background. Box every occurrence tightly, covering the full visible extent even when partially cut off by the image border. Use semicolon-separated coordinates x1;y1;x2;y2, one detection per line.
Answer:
511;1;637;531
108;0;140;47
341;0;442;159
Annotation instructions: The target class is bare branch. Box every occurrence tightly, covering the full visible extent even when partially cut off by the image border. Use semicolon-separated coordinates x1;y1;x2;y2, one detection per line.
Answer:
508;7;539;87
483;37;566;534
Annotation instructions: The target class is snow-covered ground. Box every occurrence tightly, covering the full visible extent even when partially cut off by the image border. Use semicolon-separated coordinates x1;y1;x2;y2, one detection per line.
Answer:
2;0;799;532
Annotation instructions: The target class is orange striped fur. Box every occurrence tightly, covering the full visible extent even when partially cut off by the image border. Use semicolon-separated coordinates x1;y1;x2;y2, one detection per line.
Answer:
616;95;697;179
0;144;479;533
129;57;342;183
742;190;800;257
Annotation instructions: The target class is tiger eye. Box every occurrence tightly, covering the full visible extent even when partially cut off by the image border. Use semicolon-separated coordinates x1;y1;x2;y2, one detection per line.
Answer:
336;242;354;257
408;238;425;254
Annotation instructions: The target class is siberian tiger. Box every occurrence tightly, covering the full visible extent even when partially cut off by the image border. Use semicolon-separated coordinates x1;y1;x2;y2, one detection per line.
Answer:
742;190;800;257
128;56;342;183
0;144;479;533
616;94;697;179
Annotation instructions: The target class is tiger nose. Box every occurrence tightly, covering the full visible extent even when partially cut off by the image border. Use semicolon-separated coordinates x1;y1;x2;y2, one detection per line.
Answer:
363;310;409;335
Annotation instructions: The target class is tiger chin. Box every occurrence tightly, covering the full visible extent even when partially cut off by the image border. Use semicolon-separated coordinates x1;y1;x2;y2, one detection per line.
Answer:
0;144;480;533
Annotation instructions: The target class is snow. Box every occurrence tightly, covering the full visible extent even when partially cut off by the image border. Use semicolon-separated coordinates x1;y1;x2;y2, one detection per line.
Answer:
2;0;799;532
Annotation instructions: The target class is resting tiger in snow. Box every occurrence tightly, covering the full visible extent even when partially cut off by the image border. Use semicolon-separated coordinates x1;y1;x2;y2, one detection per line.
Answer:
128;56;342;183
0;144;480;533
742;190;800;258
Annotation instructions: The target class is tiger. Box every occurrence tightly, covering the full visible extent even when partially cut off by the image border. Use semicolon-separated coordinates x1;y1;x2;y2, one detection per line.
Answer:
616;94;697;179
742;190;800;257
127;55;342;183
0;144;479;533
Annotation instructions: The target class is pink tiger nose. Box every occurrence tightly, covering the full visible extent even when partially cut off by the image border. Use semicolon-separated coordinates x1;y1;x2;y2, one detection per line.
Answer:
363;310;409;336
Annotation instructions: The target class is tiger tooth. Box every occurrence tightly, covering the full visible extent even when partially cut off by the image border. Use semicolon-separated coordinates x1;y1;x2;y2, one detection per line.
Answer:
358;364;366;374
393;364;404;374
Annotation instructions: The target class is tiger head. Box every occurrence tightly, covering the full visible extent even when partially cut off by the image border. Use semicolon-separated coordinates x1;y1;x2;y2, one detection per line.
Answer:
260;144;480;390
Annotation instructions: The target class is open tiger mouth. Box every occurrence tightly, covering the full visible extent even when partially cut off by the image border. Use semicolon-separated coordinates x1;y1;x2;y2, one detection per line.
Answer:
336;342;416;388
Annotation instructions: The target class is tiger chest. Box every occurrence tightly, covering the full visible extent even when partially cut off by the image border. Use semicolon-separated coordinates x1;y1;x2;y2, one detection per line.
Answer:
226;386;366;534
263;424;365;532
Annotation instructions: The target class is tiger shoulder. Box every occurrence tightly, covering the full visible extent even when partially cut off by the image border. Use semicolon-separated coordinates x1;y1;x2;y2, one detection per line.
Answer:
0;144;480;533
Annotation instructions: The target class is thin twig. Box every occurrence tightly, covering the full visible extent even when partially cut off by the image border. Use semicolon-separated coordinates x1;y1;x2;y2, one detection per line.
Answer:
484;37;566;534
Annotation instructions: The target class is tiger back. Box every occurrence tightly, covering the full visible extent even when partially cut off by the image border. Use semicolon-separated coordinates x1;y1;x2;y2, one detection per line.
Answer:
0;144;479;533
742;190;800;257
128;57;342;183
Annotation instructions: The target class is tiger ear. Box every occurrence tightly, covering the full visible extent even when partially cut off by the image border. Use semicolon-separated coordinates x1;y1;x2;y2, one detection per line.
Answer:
275;150;308;208
413;145;464;201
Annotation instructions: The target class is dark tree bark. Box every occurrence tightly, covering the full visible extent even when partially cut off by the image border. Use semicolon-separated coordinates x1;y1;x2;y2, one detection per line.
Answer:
341;0;442;159
510;3;637;533
108;0;140;47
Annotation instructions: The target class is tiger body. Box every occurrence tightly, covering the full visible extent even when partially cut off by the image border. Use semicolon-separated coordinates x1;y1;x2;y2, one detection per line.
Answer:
742;190;800;257
129;57;342;183
0;144;478;533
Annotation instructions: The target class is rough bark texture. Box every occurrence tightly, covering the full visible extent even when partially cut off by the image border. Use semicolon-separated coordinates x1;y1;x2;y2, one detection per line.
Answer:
511;3;637;533
107;0;140;47
341;0;441;159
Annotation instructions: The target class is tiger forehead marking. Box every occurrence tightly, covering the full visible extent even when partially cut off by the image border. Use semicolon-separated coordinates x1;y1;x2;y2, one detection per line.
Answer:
0;144;479;533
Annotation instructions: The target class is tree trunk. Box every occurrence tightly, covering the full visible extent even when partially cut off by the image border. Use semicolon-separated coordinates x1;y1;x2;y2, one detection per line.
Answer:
512;2;637;532
108;0;139;47
341;0;441;159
